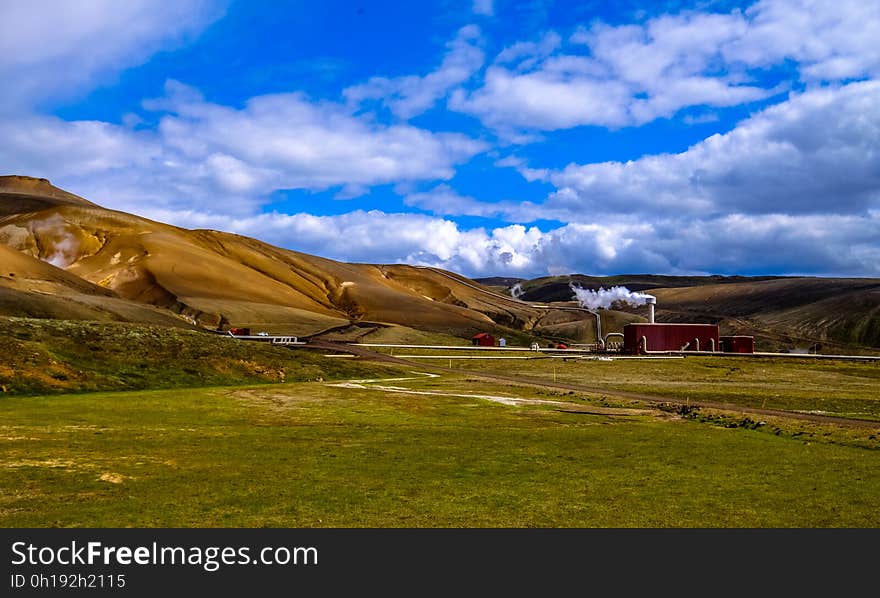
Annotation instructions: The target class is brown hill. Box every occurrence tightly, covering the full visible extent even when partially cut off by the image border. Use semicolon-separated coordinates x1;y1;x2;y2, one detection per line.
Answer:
0;178;595;342
0;175;97;217
0;244;194;327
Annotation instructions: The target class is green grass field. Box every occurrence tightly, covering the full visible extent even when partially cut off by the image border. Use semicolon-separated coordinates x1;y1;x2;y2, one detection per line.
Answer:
2;369;879;527
2;320;879;527
381;349;880;422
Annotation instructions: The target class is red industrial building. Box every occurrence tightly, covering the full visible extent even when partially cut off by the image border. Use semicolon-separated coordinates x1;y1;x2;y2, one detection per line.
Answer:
472;332;495;346
720;335;755;353
623;323;720;355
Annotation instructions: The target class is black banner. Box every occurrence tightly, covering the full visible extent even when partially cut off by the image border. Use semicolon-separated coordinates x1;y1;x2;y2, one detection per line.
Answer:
1;528;876;595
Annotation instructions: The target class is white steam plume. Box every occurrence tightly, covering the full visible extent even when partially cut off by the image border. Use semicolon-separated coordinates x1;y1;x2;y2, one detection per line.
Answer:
32;214;80;269
570;283;654;310
510;282;524;298
45;236;78;268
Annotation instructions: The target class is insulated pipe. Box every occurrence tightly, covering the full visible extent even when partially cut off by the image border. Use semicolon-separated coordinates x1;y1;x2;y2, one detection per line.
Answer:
709;338;716;352
588;309;603;350
640;336;648;354
694;338;700;352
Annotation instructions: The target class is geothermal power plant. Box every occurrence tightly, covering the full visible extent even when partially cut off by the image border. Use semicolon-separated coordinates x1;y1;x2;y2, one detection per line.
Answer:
620;295;754;355
570;286;755;355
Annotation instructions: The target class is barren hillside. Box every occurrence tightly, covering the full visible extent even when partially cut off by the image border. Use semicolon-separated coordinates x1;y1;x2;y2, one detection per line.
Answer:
0;176;594;342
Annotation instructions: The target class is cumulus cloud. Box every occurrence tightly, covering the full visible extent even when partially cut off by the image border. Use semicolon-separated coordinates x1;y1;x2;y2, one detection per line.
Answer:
2;0;877;280
0;114;160;177
543;81;880;218
344;25;485;119
138;207;880;278
0;0;226;110
8;78;875;278
146;208;550;275
452;0;880;134
152;81;487;191
722;0;880;81
450;62;637;131
495;32;561;67
0;81;487;215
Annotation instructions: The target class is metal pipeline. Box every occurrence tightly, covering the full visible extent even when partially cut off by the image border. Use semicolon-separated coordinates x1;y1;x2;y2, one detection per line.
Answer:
589;310;603;349
604;332;624;349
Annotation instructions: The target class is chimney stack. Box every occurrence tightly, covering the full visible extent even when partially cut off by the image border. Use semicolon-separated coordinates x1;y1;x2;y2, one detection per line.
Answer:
646;295;656;324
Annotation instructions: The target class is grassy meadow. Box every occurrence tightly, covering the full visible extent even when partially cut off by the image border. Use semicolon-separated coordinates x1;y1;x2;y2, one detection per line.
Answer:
0;317;400;395
2;367;879;527
379;349;880;422
2;318;879;527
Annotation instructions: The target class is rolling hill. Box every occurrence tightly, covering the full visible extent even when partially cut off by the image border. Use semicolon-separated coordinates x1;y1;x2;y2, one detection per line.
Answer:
0;176;595;343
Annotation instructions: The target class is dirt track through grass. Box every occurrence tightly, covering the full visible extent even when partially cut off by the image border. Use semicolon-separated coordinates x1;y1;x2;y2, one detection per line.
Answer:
311;341;880;428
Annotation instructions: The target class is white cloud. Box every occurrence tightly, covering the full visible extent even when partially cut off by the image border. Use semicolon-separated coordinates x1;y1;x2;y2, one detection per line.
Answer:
723;0;880;81
543;81;880;218
343;25;485;119
494;156;549;182
4;103;876;278
2;0;878;279
405;185;491;216
0;114;159;176
450;62;636;131
472;0;494;17
139;207;880;278
141;207;552;275
495;32;561;67
0;0;226;110
404;183;547;221
0;80;487;215
151;81;487;193
452;0;880;134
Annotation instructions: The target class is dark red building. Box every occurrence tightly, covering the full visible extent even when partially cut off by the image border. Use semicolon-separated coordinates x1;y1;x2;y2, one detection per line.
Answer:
472;332;495;346
623;323;720;354
720;335;755;353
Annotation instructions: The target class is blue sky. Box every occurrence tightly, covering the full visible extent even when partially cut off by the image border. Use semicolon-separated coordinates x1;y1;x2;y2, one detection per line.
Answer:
1;0;879;277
